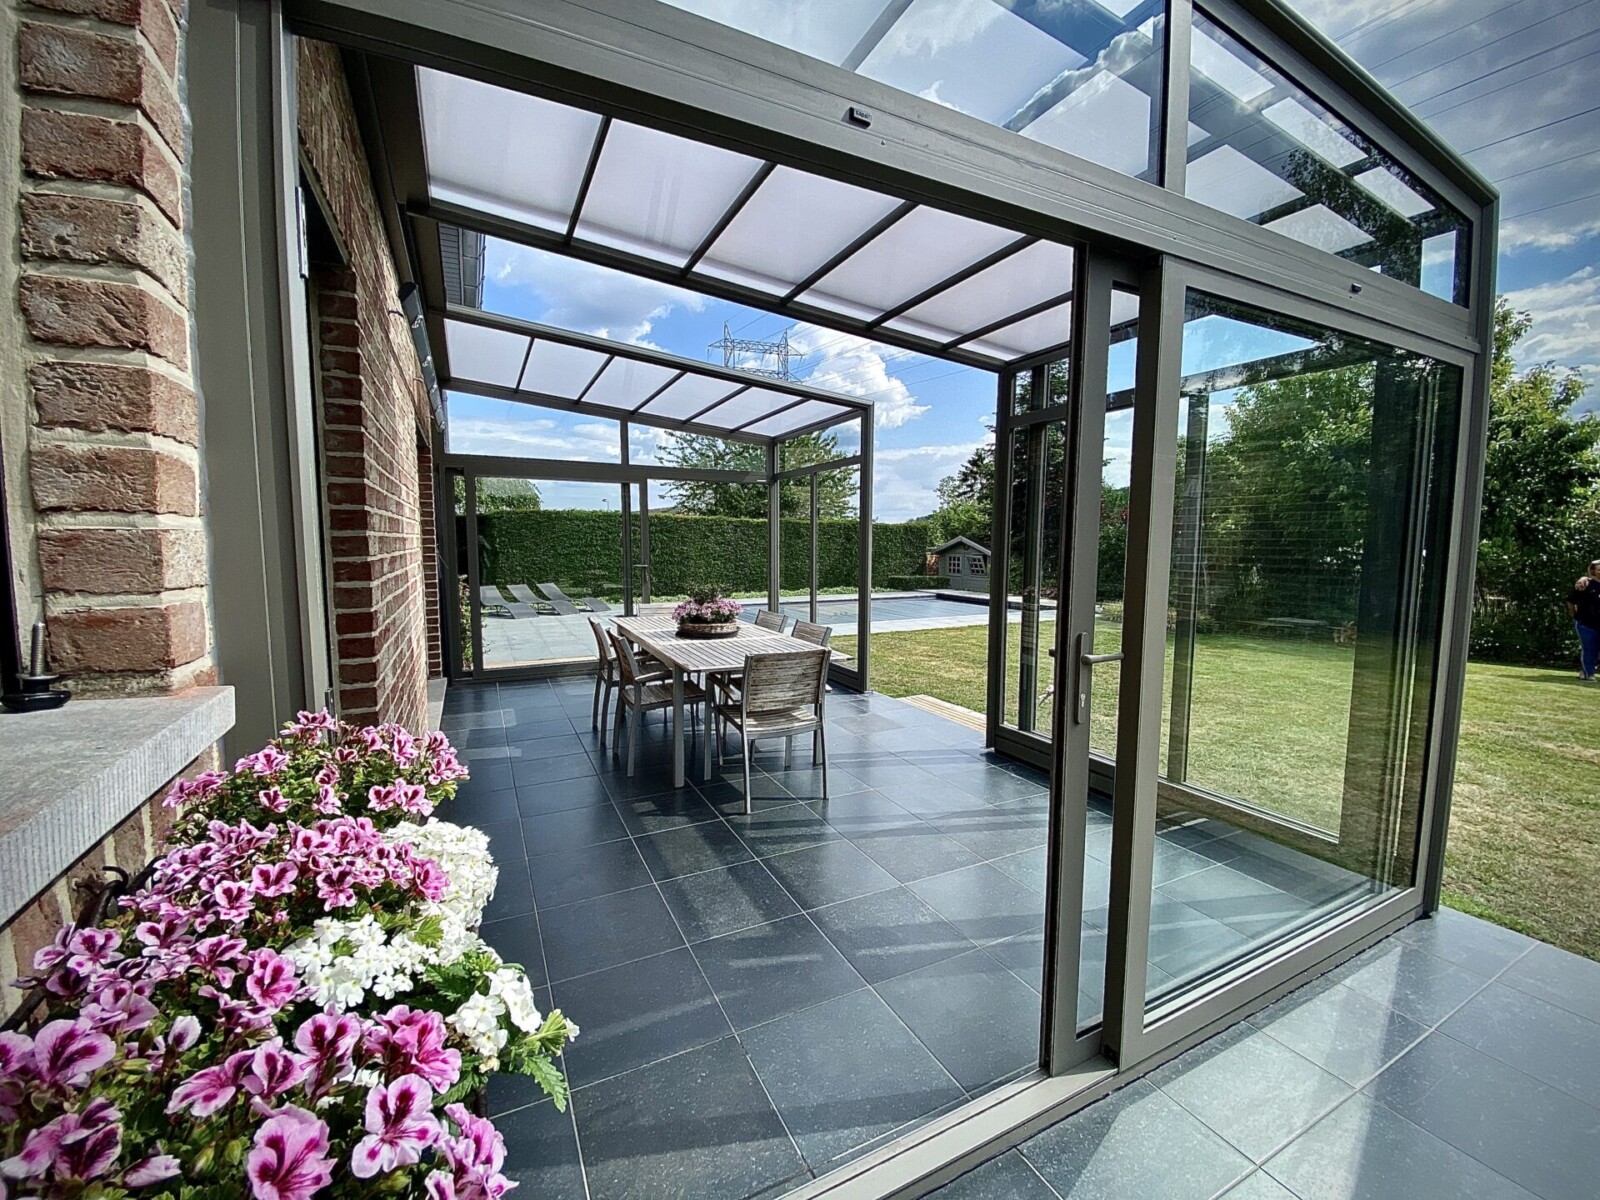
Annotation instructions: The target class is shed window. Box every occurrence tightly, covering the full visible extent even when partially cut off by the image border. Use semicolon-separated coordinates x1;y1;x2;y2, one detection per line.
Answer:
946;554;962;575
968;555;987;576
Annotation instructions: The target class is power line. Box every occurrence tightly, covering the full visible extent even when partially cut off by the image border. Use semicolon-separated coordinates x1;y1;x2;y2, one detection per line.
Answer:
1406;24;1600;107
1459;102;1600;154
1362;0;1531;74
1501;186;1600;221
1415;46;1600;123
1488;147;1600;186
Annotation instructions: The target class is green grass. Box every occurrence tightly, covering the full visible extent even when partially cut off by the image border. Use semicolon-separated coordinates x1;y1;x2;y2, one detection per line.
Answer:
837;623;1600;961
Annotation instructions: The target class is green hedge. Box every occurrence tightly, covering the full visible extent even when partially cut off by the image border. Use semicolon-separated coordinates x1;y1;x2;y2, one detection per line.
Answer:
475;510;932;598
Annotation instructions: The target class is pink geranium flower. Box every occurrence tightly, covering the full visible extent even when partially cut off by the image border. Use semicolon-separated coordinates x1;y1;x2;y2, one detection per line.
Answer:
31;1019;114;1089
258;787;291;814
167;1050;252;1118
243;1040;308;1102
0;1097;120;1183
366;1006;460;1093
124;1154;182;1186
251;861;299;898
66;928;123;973
245;950;301;1013
350;1074;440;1178
212;880;256;924
237;746;289;777
247;1105;334;1200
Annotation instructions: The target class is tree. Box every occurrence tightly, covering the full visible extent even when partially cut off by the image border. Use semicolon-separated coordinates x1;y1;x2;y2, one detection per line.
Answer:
655;430;857;517
452;475;541;513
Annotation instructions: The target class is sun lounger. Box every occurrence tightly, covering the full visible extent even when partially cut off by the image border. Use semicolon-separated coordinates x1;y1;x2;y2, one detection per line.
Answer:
507;583;559;617
535;582;582;615
478;585;519;618
489;584;543;618
581;596;613;614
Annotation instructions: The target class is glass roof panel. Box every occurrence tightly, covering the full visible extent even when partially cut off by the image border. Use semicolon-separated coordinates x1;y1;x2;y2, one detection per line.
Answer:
1262;98;1364;170
575;121;763;266
695;167;903;295
698;385;800;429
419;69;601;233
1264;205;1370;255
443;320;528;387
638;374;746;421
893;240;1076;342
1352;167;1433;218
856;0;1086;125
581;357;680;411
799;206;1021;320
657;0;893;65
744;399;851;437
965;300;1072;360
1022;70;1154;178
1189;26;1272;103
1186;145;1302;221
522;339;609;399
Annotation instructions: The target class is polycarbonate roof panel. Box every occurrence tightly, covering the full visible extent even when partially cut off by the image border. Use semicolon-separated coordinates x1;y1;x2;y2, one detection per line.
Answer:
639;373;745;421
966;301;1073;360
575;122;763;266
444;319;528;387
696;167;903;295
419;69;601;233
890;240;1075;343
582;358;680;411
1022;70;1154;179
522;339;609;399
1186;145;1302;221
1265;205;1370;255
700;385;799;429
1352;167;1433;218
1262;98;1364;169
1189;26;1272;103
800;207;1022;320
742;399;852;437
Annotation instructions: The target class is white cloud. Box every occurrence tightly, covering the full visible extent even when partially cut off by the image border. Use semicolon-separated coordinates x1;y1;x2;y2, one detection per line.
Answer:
445;407;622;462
873;439;990;520
487;243;706;343
787;323;932;429
1503;266;1600;412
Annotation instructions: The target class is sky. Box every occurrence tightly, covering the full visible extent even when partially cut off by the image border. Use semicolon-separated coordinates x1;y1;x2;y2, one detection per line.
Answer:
445;0;1599;517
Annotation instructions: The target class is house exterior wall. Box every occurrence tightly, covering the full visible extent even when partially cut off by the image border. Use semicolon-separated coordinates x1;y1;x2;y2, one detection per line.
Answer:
295;39;435;730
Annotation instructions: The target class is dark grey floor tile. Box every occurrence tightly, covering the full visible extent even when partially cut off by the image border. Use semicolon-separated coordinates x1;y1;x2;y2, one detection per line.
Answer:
693;914;865;1030
877;948;1041;1092
765;762;869;801
517;774;614;818
497;1099;588;1199
1146;895;1254;986
449;786;521;826
475;816;527;866
480;914;547;988
1496;940;1600;1022
484;859;535;922
807;790;925;838
1364;1032;1600;1200
502;714;580;742
610;787;720;835
521;801;630;856
657;859;801;944
558;946;731;1087
512;751;597;787
741;988;964;1170
1265;1092;1535;1200
850;825;985;884
932;807;1049;861
539;885;686;982
1329;940;1490;1026
503;733;591;764
761;840;900;911
529;838;652;909
1157;864;1314;939
1219;1169;1301;1199
909;863;1044;947
1154;1022;1352;1161
943;767;1048;805
991;845;1047;894
1438;980;1600;1109
872;779;992;821
1390;909;1534;980
1221;834;1369;906
486;1067;560;1119
1022;1079;1252;1200
576;1036;803;1200
698;773;798;813
723;802;844;859
635;819;754;881
1249;978;1428;1087
808;887;975;984
925;1151;1061;1199
987;930;1045;994
452;724;511;751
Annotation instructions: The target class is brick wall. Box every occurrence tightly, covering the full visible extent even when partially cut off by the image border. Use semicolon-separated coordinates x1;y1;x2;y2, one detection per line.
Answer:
297;39;435;730
8;0;212;696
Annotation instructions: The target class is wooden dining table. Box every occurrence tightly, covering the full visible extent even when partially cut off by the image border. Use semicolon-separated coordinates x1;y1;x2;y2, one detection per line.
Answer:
611;615;809;788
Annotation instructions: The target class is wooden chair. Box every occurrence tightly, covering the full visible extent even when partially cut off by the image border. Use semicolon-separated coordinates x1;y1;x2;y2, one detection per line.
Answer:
717;648;830;812
754;609;788;633
607;629;704;778
587;618;617;744
791;619;832;647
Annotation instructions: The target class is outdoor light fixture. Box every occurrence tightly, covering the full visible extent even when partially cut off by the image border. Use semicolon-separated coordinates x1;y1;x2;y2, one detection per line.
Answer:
399;281;444;430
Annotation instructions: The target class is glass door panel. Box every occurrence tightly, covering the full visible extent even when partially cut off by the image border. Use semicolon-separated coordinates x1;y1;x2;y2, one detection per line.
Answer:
1139;290;1462;1014
472;476;624;671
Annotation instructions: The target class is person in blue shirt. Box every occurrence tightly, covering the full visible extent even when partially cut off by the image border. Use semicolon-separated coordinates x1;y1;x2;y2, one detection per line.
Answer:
1567;560;1600;682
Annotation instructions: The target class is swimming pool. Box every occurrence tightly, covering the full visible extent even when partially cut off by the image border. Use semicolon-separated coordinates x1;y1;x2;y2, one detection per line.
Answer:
739;592;996;632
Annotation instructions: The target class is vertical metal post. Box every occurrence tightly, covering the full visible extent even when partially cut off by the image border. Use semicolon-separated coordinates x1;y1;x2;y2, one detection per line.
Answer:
1159;0;1194;193
987;371;1014;746
1165;390;1208;781
809;473;819;624
464;473;484;677
620;480;634;616
1017;373;1048;733
858;416;873;690
638;483;651;604
768;441;782;612
1103;261;1183;1064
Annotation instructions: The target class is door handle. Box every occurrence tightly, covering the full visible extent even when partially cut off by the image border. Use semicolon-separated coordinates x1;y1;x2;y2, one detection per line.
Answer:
1073;633;1123;725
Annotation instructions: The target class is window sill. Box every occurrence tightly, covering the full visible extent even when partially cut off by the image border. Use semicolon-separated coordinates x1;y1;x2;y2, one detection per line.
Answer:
0;687;235;927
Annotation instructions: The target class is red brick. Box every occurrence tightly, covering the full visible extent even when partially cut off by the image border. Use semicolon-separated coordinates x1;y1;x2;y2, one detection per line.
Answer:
38;526;206;593
111;808;149;872
22;107;181;226
31;361;197;443
21;274;188;368
49;600;207;673
32;443;197;516
19;22;183;155
27;0;180;77
21;191;185;297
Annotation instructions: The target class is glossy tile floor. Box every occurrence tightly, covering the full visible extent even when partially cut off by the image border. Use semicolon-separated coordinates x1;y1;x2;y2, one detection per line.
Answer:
441;677;1432;1200
928;906;1600;1200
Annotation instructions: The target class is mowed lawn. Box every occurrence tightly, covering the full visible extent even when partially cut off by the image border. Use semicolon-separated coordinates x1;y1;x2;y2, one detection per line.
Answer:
836;623;1599;961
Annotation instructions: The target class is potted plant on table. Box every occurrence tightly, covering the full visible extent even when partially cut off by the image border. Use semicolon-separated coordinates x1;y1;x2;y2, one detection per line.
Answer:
673;588;742;638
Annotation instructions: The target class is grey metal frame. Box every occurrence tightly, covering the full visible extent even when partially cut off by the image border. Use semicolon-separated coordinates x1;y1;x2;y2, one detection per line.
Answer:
243;0;1495;1194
